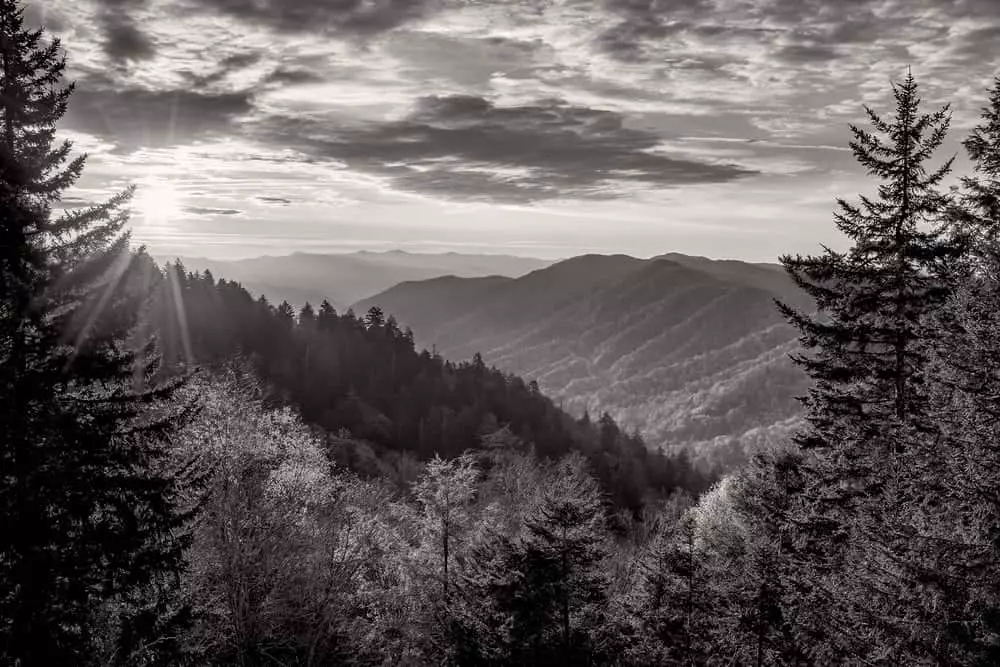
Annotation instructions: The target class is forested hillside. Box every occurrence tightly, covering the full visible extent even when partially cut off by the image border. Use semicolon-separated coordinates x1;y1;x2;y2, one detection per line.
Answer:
356;253;815;469
148;260;712;511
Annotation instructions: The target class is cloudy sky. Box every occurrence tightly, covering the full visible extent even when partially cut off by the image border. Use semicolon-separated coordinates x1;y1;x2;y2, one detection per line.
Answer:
26;0;1000;261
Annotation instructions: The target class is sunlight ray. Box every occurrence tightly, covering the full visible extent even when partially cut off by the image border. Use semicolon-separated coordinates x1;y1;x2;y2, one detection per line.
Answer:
65;247;135;371
166;263;195;368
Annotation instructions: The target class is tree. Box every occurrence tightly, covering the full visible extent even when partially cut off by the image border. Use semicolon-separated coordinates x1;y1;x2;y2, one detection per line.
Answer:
298;302;316;328
276;300;295;327
317;299;337;330
778;71;955;441
628;510;714;665
958;77;1000;251
413;453;479;603
905;79;1000;665
471;351;485;372
703;455;808;666
775;72;960;662
0;3;193;661
364;305;385;329
455;456;614;666
177;371;404;665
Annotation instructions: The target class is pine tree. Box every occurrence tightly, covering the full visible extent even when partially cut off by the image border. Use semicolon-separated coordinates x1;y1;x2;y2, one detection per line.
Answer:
961;78;1000;246
0;3;193;661
365;305;385;328
718;454;808;666
298;301;316;328
630;512;714;665
909;78;1000;665
455;456;613;666
778;71;955;441
275;299;295;326
317;299;337;328
775;72;959;662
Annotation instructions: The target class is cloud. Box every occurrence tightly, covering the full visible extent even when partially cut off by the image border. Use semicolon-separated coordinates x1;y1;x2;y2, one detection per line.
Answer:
92;0;157;63
22;2;68;32
592;0;955;78
253;94;757;203
183;206;244;216
951;25;1000;59
597;0;746;60
179;52;265;86
774;43;842;63
63;81;254;148
938;0;1000;19
386;32;547;92
29;0;1000;262
263;66;327;86
102;16;156;62
189;0;439;35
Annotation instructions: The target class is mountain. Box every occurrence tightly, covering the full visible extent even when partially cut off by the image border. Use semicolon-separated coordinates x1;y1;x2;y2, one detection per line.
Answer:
159;250;553;311
353;254;815;469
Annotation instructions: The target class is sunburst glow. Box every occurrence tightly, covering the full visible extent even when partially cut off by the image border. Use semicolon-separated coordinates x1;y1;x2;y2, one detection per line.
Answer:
133;177;185;229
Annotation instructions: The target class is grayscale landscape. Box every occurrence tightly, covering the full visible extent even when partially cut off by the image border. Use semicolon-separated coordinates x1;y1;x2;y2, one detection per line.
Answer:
3;0;1000;664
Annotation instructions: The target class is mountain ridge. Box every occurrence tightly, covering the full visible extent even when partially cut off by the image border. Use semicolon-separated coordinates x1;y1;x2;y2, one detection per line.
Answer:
354;253;811;468
157;250;554;311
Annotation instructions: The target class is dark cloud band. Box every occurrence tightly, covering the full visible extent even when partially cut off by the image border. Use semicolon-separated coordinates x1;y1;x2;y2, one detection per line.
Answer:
63;82;254;149
183;206;244;216
187;0;438;35
251;94;757;203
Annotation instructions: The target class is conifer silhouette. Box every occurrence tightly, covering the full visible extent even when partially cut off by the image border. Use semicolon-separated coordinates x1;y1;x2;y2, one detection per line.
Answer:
0;2;194;661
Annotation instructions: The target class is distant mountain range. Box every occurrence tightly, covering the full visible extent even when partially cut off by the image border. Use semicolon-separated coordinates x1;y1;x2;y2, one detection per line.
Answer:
160;250;554;311
353;253;814;468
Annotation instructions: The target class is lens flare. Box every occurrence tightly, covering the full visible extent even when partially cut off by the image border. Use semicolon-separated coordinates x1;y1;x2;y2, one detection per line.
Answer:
133;178;184;229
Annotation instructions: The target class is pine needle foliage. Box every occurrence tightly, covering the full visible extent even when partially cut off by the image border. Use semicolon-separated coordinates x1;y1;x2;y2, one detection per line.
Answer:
777;72;957;445
0;2;195;662
774;72;963;663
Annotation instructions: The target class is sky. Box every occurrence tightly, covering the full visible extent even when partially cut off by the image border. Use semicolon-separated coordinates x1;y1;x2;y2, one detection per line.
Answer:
25;0;1000;261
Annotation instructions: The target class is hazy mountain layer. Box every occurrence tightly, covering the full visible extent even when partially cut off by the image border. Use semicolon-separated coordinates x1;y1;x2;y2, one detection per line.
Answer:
162;250;553;311
354;254;813;467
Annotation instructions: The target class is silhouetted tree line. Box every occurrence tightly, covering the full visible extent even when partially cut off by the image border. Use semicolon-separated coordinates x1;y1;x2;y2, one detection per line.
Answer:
5;1;1000;662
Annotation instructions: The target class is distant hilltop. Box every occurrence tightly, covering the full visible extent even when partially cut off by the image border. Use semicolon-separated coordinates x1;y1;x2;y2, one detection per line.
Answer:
161;250;555;311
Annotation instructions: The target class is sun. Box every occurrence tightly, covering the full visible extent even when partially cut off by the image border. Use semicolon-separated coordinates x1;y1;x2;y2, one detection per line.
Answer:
132;178;184;228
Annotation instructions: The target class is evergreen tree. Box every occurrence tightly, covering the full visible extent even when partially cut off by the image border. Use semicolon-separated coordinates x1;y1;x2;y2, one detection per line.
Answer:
776;72;959;662
908;79;1000;665
275;300;295;326
298;301;316;328
455;456;614;666
365;305;385;328
0;3;193;661
778;71;955;440
960;77;1000;246
317;299;337;329
714;455;808;666
629;512;714;665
